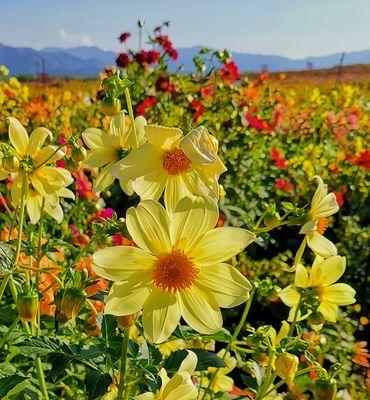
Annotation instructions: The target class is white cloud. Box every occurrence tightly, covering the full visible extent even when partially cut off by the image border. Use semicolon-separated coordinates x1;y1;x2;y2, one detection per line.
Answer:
58;28;93;47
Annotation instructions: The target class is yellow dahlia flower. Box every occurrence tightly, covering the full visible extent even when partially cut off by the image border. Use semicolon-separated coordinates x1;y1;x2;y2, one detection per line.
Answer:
93;196;255;343
0;117;73;223
300;176;339;258
82;112;146;193
136;350;198;400
110;125;226;213
279;255;356;322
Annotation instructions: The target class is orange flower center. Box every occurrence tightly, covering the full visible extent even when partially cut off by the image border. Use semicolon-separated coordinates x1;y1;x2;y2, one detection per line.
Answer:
162;148;191;175
316;217;329;235
152;250;197;292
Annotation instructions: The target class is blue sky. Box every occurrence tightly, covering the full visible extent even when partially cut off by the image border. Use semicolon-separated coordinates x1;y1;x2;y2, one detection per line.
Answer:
0;0;369;58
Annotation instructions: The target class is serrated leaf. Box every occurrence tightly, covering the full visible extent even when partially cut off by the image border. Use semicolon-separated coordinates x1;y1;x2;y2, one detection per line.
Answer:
85;371;112;400
0;241;14;276
0;375;28;398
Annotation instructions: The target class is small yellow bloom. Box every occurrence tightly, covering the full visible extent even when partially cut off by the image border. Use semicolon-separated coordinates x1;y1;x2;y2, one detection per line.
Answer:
279;255;356;322
300;176;339;258
93;196;255;343
0;117;73;224
110;125;226;213
205;349;236;393
136;351;198;399
275;353;299;381
82;111;146;193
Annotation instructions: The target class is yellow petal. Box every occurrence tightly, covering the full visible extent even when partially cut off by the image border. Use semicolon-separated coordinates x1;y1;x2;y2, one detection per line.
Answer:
27;127;52;155
170;195;218;253
179;350;198;374
278;285;300;307
319;283;356;306
306;231;337;258
201;155;227;179
136;393;155;400
161;371;197;400
196;263;251;308
142;289;181;343
317;301;339;322
110;143;162;180
294;264;310;287
35;145;66;165
131;169;167;200
134;116;147;147
82;128;103;149
145;125;183;151
309;255;346;287
164;175;193;215
84;149;117;169
44;201;63;223
93;164;115;193
105;276;151;316
92;246;155;281
26;191;42;224
189;227;256;266
181;169;215;198
180;127;217;164
126;200;171;255
110;111;127;138
8;117;29;157
179;286;222;334
311;193;339;219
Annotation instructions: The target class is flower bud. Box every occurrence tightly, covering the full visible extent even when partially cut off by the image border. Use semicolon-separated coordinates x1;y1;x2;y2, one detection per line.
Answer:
263;212;281;228
100;96;121;116
312;378;337;400
71;147;87;163
309;311;325;326
54;287;87;322
17;291;39;322
275;353;299;381
116;313;139;329
2;155;19;172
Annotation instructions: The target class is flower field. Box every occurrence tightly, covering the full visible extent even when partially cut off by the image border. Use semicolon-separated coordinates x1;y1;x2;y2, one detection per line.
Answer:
0;27;369;400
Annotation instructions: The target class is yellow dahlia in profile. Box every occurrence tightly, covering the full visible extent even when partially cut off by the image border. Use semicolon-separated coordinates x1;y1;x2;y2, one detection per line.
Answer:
93;196;255;343
110;125;226;213
299;176;339;258
0;117;73;223
136;351;198;400
279;255;356;322
82;112;146;193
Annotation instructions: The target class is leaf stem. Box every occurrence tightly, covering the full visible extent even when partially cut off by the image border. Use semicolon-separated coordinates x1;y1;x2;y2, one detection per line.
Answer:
117;327;130;400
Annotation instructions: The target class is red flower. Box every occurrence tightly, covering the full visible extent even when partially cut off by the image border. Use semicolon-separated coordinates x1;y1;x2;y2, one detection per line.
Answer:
134;50;159;66
245;114;274;132
353;150;370;169
166;47;178;61
156;34;172;51
155;75;174;93
74;171;98;200
333;186;348;206
190;99;205;120
271;149;287;170
136;95;157;116
116;53;130;68
276;178;293;191
220;61;240;83
118;32;131;43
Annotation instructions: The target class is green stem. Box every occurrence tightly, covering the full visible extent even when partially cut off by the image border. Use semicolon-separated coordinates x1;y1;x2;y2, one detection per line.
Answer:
204;287;256;399
124;87;138;148
255;351;274;400
117;328;130;400
0;275;10;300
69;233;101;269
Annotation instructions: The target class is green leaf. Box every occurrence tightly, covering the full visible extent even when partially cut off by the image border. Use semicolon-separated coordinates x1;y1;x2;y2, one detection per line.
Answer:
85;371;112;400
0;241;14;276
49;353;73;381
18;337;60;357
0;375;28;398
101;314;117;346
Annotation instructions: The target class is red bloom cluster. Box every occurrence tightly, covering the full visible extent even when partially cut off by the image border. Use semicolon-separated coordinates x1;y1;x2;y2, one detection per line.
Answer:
353;150;370;169
276;178;293;191
118;32;131;43
245;113;274;132
155;75;175;93
156;34;178;60
333;186;348;207
271;149;287;170
220;61;240;83
136;95;157;116
116;53;130;68
134;50;160;66
190;99;205;120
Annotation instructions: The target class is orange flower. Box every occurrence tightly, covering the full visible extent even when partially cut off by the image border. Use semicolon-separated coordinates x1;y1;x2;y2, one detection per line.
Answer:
352;342;370;367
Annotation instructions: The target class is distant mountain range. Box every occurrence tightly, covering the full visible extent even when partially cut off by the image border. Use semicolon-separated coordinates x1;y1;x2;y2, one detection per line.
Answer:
0;43;369;77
